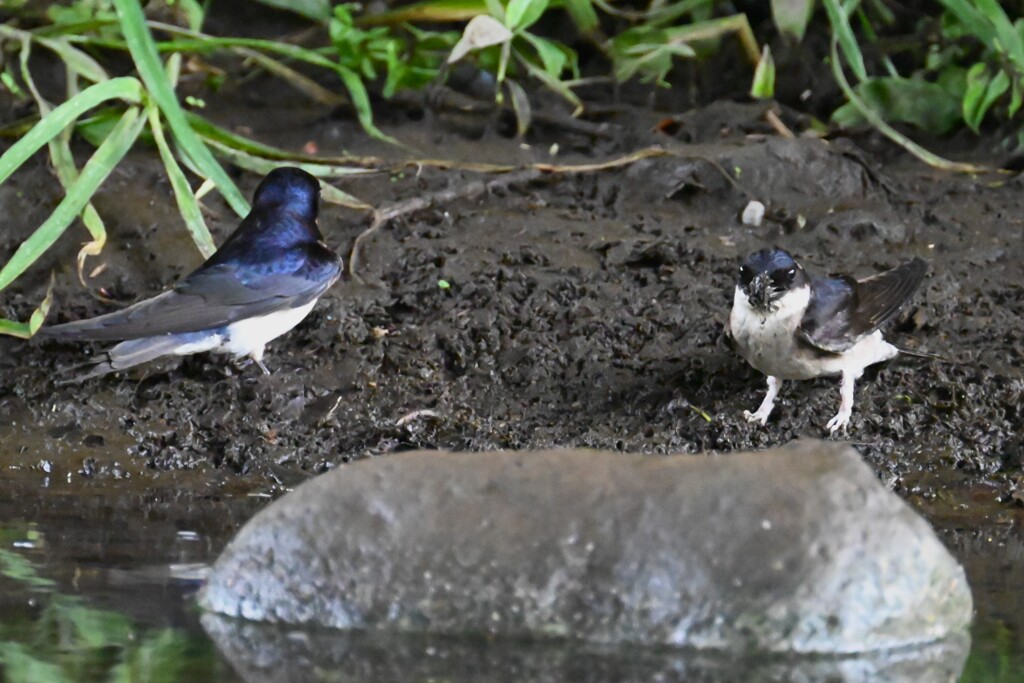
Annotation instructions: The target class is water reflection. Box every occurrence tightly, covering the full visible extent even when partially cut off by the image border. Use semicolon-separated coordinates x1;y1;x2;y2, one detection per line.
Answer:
202;613;970;683
0;549;234;683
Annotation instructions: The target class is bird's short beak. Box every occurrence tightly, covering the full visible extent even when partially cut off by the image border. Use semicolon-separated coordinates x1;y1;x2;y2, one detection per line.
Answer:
748;273;773;309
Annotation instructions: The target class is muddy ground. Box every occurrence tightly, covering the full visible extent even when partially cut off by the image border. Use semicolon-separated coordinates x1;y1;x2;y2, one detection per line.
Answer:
3;97;1022;479
1;80;1023;641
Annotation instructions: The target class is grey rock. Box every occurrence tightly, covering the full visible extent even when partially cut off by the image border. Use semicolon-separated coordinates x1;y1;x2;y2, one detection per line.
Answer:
200;440;972;654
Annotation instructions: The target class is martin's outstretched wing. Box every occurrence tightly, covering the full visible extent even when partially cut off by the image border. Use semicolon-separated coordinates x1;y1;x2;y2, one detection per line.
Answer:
798;258;927;353
40;247;341;342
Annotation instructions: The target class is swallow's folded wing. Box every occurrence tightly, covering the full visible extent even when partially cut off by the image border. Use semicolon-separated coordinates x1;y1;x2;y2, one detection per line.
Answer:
41;253;341;341
798;258;926;353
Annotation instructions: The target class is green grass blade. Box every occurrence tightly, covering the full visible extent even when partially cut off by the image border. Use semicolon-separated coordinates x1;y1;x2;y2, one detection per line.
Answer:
334;63;399;145
113;0;250;217
0;25;109;83
974;0;1024;68
519;58;574;108
52;110;110;288
143;32;343;68
33;53;111;287
186;113;315;159
204;139;375;179
506;0;549;32
36;36;109;83
186;112;384;167
319;182;372;210
18;36;111;287
516;53;583;114
0;319;33;337
0;275;52;338
150;50;216;256
823;0;868;82
662;14;761;65
32;18;119;39
29;275;55;335
935;0;995;47
204;139;372;209
0;107;146;293
0;77;141;185
235;48;347;106
139;22;397;144
147;104;217;257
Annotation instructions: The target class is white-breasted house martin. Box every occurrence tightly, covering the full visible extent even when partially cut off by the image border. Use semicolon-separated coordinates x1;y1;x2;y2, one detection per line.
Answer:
39;167;342;381
729;247;927;433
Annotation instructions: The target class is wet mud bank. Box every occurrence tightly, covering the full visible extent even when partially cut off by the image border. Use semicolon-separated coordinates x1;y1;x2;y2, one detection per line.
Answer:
3;102;1022;504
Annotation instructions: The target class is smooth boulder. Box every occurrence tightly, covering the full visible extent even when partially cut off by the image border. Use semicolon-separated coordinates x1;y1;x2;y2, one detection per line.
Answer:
199;440;972;653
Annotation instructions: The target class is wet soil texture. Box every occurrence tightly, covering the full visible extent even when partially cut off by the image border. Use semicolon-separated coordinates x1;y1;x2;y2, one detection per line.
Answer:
1;98;1022;533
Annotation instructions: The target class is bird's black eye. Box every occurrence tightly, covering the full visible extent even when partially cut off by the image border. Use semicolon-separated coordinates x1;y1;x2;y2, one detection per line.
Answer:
739;265;754;285
771;267;797;286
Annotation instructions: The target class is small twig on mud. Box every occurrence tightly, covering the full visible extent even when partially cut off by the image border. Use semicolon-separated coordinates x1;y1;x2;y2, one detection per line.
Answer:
348;146;672;281
764;108;795;139
395;408;442;427
390;145;670;175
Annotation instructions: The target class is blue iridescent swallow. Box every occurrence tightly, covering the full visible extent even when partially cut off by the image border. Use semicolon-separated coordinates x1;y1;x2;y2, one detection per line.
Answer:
41;167;342;381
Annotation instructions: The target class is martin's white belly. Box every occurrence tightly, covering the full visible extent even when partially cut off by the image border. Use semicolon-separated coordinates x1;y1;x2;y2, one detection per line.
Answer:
729;286;898;380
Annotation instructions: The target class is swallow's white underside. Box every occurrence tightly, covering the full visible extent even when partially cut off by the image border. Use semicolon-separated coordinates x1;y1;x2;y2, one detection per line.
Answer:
172;299;317;362
729;285;899;433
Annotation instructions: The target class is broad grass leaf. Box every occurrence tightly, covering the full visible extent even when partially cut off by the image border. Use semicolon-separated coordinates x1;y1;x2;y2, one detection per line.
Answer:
449;15;512;63
521;33;567;77
505;0;548;31
831;77;961;134
963;63;1009;132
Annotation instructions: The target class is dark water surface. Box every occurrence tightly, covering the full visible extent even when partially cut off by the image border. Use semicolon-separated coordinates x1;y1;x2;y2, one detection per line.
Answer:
1;468;1021;682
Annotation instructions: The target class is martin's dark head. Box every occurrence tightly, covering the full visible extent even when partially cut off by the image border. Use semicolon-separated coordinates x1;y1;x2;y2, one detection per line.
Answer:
253;167;320;220
738;248;807;310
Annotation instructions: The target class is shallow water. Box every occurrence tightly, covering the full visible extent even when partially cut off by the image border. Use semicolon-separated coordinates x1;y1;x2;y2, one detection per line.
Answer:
1;474;1021;682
